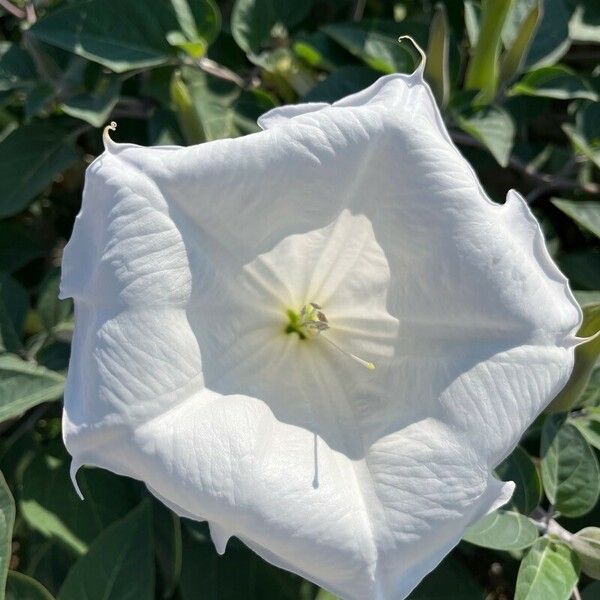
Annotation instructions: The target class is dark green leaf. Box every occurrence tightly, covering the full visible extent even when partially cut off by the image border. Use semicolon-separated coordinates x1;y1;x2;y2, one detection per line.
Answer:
231;0;314;54
496;446;542;515
0;471;15;600
541;415;600;517
293;32;353;71
58;502;154;600
36;269;72;333
582;581;600;600
31;0;220;73
0;43;37;92
5;572;55;600
303;66;380;103
20;445;140;555
409;555;484;599
558;251;600;291
510;65;597;101
153;500;181;598
463;510;538;550
515;537;579;600
0;123;81;218
0;274;28;354
0;355;65;422
61;77;121;128
455;104;515;166
0;223;45;273
323;20;415;75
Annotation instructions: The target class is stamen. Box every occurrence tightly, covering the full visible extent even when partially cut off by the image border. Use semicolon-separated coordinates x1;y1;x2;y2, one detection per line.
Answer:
286;302;375;371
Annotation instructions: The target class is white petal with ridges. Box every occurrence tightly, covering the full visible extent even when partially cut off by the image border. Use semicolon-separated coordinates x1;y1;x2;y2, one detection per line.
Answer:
61;70;580;599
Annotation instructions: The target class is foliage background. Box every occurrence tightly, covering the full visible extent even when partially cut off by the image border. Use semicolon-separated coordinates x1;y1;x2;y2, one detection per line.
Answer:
0;0;599;598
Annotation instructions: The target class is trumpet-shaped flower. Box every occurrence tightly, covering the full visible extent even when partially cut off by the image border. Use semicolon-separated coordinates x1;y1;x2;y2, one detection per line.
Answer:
60;66;581;599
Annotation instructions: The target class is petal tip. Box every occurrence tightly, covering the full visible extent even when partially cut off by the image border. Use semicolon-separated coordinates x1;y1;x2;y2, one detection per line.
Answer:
209;521;231;555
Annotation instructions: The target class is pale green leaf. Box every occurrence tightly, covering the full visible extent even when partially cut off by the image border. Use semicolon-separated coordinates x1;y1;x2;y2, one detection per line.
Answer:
463;510;538;550
0;471;15;600
572;527;600;580
455;104;515;166
552;199;600;238
510;65;598;101
515;537;579;600
541;415;600;517
0;355;65;423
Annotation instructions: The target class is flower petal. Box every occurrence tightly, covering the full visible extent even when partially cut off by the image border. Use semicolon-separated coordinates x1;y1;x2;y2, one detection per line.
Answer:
61;70;580;599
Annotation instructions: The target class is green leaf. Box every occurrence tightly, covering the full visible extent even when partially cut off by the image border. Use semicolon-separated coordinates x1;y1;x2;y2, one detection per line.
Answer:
0;123;81;218
323;20;415;75
0;471;15;600
409;555;484;599
61;76;121;128
463;510;538;550
549;303;600;412
231;0;314;54
570;408;600;451
172;67;275;144
552;199;600;238
465;0;514;102
499;0;542;86
303;66;380;103
463;1;481;47
503;0;572;68
541;415;600;517
0;223;45;273
5;572;55;600
0;275;28;354
31;0;220;73
20;445;140;555
558;251;600;291
562;124;600;170
455;104;515;166
153;500;182;598
424;3;450;108
582;581;600;600
509;65;598;101
572;527;600;579
496;446;542;515
0;355;65;423
515;537;579;600
0;42;37;92
293;32;353;71
578;367;600;409
36;269;72;333
58;502;154;600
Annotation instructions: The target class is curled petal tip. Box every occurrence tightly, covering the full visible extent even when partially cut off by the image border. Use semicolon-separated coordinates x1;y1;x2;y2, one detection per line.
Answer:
398;35;426;76
69;460;84;500
102;121;118;152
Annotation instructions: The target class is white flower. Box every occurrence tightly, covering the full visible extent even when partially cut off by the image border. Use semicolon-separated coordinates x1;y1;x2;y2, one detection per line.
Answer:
60;67;581;599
